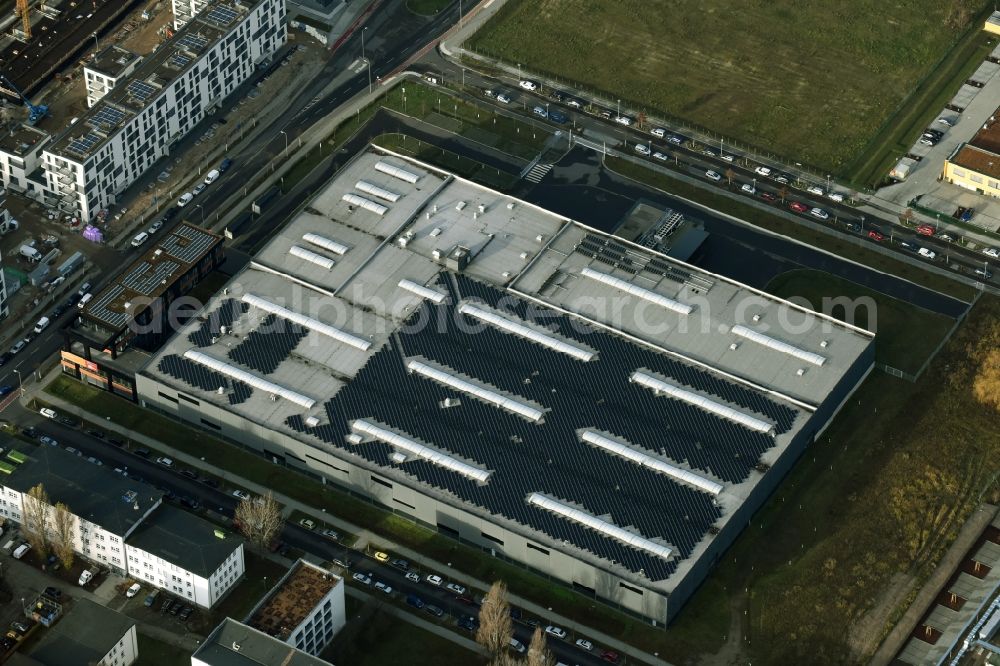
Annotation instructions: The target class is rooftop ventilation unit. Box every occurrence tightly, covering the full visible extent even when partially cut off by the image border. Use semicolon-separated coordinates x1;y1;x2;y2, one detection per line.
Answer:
289;245;334;270
342;193;388;216
580;430;723;495
581;267;693;315
458;303;595;362
527;493;673;560
241;293;370;351
355;180;401;202
406;359;544;422
302;233;349;255
374;160;419;183
183;350;316;409
730;324;826;367
353;419;491;483
304;416;320;428
398;279;446;304
630;371;775;435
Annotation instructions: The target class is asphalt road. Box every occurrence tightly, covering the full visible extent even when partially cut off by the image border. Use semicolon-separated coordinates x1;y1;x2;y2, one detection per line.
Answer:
418;52;1000;284
5;400;614;666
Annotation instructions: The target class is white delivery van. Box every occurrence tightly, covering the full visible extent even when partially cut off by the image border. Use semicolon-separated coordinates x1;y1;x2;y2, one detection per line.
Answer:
33;316;50;334
19;244;42;262
78;569;94;586
77;293;93;309
13;543;30;559
203;169;220;185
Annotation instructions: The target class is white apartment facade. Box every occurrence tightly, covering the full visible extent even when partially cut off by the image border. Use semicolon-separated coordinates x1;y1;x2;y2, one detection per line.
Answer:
84;46;143;108
0;124;50;195
172;0;214;30
98;624;139;666
126;538;245;608
44;0;285;222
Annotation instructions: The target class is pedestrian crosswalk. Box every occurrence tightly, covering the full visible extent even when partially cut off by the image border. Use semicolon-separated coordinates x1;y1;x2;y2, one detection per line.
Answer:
524;162;553;183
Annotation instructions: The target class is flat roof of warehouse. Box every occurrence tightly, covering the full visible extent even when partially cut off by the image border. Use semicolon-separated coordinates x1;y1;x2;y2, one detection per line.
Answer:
141;148;873;591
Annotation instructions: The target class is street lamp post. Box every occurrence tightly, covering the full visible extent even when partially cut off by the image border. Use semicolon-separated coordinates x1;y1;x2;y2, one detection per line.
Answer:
362;28;372;94
14;369;23;397
280;130;288;156
617;99;621;117
195;204;205;225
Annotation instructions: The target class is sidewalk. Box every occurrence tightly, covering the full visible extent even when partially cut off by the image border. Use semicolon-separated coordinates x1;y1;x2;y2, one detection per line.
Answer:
27;367;674;666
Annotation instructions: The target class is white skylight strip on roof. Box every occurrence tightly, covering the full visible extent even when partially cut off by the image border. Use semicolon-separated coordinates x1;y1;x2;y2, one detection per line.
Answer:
302;233;349;256
241;293;371;351
730;324;826;367
398;279;446;304
527;493;673;560
342;193;388;216
630;371;775;434
458;304;595;362
581;431;723;495
289;245;334;270
580;267;692;315
183;350;315;409
352;419;491;483
355;180;401;202
405;359;544;422
374;160;419;183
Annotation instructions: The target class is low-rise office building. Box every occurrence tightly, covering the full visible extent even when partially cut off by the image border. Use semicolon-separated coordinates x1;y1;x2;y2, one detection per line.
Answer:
126;503;245;608
246;560;345;656
192;618;332;666
0;441;244;607
61;221;225;401
43;0;285;222
137;149;875;624
943;108;1000;197
8;598;138;666
0;442;162;574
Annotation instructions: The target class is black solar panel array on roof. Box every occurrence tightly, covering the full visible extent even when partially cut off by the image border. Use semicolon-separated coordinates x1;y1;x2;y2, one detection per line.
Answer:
157;354;251;405
188;299;248;347
282;274;801;580
227;314;308;374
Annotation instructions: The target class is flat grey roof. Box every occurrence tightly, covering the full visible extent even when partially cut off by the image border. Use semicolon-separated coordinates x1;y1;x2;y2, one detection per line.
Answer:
125;503;242;577
140;148;873;590
87;45;140;79
0;436;162;537
25;598;134;666
193;618;330;666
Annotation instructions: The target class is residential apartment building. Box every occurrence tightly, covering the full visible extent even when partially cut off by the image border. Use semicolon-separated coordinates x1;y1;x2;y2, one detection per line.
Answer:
172;0;214;30
84;46;142;108
246;560;345;656
43;0;285;222
0;124;51;196
0;196;8;320
126;504;245;608
11;598;139;666
0;442;245;608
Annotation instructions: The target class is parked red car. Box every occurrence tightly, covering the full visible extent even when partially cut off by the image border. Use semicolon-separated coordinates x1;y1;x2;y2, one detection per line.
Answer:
759;191;778;203
916;224;935;236
867;230;886;242
788;201;809;213
601;650;621;663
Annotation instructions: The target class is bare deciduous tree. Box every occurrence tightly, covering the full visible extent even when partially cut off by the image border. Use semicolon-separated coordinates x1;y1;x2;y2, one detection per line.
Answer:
724;167;735;185
526;627;554;666
234;492;283;550
476;580;514;659
22;483;50;557
51;502;76;569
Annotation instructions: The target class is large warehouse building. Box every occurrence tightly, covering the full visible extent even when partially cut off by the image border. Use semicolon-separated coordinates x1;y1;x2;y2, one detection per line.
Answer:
136;149;875;624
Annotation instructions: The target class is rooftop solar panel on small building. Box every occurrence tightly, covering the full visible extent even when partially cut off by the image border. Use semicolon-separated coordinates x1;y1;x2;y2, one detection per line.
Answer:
178;33;209;53
92;105;128;128
205;6;240;26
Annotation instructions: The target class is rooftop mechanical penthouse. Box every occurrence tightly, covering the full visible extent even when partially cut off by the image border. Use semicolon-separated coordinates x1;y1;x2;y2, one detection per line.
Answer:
137;148;875;624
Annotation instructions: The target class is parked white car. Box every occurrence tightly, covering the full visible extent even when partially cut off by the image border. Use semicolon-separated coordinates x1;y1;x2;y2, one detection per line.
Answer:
918;247;937;259
754;166;772;177
806;185;824;196
518;80;538;91
705;170;722;182
544;625;567;639
633;144;650;156
740;183;756;195
131;232;149;248
126;583;141;598
426;574;443;586
177;193;194;207
810;207;830;220
39;407;57;419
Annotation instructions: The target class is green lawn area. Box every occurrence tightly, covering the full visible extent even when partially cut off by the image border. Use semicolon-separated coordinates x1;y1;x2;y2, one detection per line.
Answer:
766;269;956;374
406;0;454;16
136;632;191;665
604;155;975;302
469;0;985;174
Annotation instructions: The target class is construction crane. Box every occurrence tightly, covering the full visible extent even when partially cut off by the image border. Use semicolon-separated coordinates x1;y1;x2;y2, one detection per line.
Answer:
0;74;47;125
15;0;30;40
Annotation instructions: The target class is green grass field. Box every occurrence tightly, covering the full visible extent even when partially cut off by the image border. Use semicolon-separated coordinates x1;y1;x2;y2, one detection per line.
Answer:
766;269;956;374
470;0;984;173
